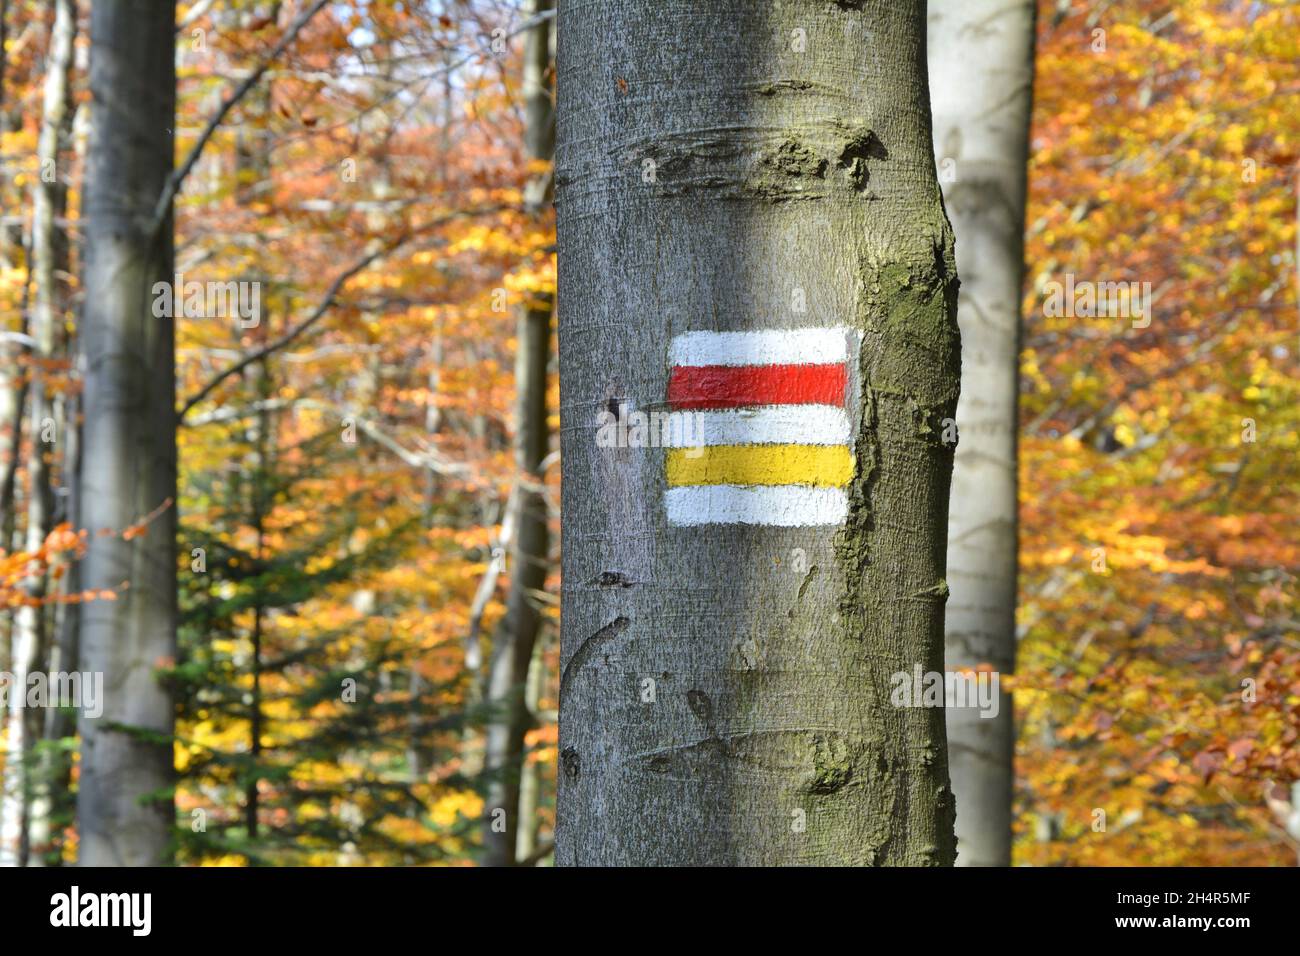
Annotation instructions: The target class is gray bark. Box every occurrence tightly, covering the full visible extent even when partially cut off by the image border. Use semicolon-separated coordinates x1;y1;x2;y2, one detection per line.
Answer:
928;0;1036;867
76;0;177;867
482;0;555;867
0;0;76;868
555;0;961;865
29;386;80;865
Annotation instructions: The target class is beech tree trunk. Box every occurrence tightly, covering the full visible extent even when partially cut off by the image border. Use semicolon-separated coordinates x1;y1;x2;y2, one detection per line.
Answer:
76;0;177;867
555;0;961;865
928;0;1036;867
482;0;555;867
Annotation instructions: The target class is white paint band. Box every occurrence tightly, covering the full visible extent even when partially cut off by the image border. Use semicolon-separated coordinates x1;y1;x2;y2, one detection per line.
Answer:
669;328;850;368
661;405;851;448
665;485;849;527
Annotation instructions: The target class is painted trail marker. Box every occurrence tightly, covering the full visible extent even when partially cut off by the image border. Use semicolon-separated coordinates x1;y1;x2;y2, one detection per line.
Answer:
664;328;855;527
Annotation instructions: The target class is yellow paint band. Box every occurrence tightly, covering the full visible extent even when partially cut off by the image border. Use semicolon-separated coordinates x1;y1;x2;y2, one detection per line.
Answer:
666;444;854;488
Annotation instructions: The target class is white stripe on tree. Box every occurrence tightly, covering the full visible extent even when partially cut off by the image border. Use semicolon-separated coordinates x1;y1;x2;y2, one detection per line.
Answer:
669;327;849;367
662;405;850;448
665;485;848;527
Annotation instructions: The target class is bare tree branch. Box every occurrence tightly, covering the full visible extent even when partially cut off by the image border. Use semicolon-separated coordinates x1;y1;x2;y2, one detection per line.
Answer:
149;0;331;244
184;395;480;488
176;0;219;32
177;241;383;419
176;206;507;421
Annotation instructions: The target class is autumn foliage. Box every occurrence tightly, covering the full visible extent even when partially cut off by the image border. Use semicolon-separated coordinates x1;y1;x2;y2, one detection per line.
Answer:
0;0;1295;866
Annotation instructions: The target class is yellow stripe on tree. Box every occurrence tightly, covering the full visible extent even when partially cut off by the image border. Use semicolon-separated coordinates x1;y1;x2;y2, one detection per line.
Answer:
665;444;853;488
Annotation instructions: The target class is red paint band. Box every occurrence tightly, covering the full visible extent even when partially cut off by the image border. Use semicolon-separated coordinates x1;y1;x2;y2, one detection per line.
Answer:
668;363;847;410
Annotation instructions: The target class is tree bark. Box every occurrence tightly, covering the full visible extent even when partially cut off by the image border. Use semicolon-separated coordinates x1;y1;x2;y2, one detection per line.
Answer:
0;0;76;868
482;0;555;868
555;0;961;865
76;0;177;867
928;0;1036;867
513;634;545;863
30;385;80;866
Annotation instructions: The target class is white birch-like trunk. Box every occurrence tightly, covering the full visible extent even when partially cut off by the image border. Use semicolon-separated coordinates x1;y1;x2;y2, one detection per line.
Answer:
0;0;76;868
928;0;1036;868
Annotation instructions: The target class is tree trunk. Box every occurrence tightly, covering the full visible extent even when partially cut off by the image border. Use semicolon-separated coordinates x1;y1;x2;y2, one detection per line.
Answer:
76;0;177;867
232;63;276;849
30;386;80;866
513;633;545;863
482;0;555;868
555;0;961;865
0;0;21;679
0;0;18;268
928;0;1036;867
245;356;273;843
0;0;76;868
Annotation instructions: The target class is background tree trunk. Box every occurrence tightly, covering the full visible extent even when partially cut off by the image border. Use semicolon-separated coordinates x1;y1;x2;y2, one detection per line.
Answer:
0;0;76;869
30;382;80;866
555;0;961;865
76;0;177;867
482;0;555;867
513;635;545;863
0;0;16;269
0;0;21;684
0;0;17;557
928;0;1036;867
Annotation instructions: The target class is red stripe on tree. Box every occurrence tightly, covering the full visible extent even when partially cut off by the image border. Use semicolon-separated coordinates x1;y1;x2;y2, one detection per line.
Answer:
667;363;847;410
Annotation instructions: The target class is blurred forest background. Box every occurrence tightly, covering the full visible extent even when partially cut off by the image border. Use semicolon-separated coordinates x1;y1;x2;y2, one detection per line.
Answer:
0;0;1297;866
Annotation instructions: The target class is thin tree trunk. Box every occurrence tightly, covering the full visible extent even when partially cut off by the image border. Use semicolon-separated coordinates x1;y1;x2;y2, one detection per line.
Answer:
77;0;177;867
0;315;29;691
246;578;264;841
555;0;961;865
0;0;17;265
482;0;555;868
513;632;545;863
233;65;275;849
928;0;1036;867
0;0;21;679
34;82;92;869
245;356;273;844
1;0;76;868
0;0;8;166
0;369;22;682
413;62;453;790
0;376;20;557
29;387;80;866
